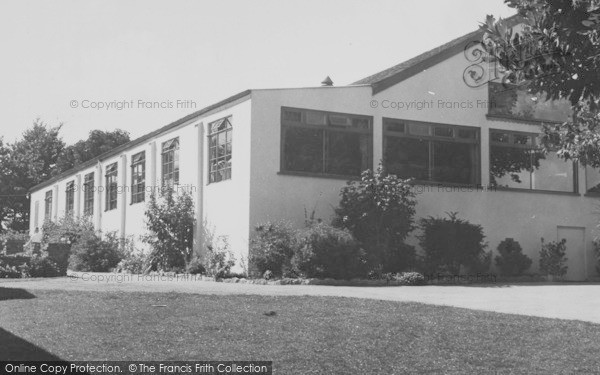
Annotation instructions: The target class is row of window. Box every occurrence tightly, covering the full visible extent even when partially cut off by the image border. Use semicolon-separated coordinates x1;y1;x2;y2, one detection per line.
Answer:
280;107;580;193
43;116;233;220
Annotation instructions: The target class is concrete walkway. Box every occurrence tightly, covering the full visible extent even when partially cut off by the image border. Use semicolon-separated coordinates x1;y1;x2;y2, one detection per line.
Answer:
2;273;599;324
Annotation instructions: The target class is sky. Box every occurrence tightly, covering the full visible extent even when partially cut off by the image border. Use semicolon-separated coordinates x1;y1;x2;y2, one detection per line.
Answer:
0;0;515;144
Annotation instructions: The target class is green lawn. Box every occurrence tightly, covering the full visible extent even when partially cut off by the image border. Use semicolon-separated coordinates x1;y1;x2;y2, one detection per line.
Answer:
1;287;599;374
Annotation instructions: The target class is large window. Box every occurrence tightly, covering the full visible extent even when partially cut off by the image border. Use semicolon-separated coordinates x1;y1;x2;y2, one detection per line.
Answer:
105;163;118;211
208;116;232;183
281;107;372;177
44;190;52;221
83;172;94;216
65;181;74;215
131;151;145;203
162;138;179;187
489;130;576;192
383;119;479;185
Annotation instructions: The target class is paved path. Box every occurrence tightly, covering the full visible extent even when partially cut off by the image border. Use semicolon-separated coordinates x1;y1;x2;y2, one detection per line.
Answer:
2;273;599;324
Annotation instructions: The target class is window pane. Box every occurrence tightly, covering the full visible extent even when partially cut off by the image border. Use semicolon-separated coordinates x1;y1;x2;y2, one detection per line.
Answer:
434;127;453;137
586;166;600;193
491;132;509;143
305;111;327;125
283;110;301;122
385;137;429;180
283;127;323;173
385;121;405;133
490;146;533;188
326;131;369;176
532;152;573;192
432;141;476;184
458;128;477;139
408;123;430;136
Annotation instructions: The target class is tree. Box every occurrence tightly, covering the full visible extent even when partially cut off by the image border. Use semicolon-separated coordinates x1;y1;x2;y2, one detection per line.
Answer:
481;1;600;166
55;129;130;173
0;120;65;232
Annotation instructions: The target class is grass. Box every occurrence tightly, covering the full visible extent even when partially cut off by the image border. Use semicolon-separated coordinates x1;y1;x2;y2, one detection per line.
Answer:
1;287;599;374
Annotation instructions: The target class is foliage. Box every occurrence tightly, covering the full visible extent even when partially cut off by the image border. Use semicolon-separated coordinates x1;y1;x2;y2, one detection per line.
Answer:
334;164;417;272
481;3;600;167
42;215;96;245
115;237;148;274
0;264;22;278
539;238;568;277
0;120;65;232
249;221;297;278
143;187;195;271
494;238;533;276
56;129;130;173
26;255;62;278
69;231;123;272
205;236;236;278
292;223;366;279
186;258;206;275
1;229;28;254
418;212;488;274
395;272;427;286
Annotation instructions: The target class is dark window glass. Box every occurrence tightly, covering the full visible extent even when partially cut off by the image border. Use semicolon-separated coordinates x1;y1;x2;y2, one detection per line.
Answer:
44;190;52;221
162;138;179;187
281;107;372;177
384;119;479;185
384;137;429;180
208;117;232;183
131;151;145;203
65;181;74;215
105;163;118;211
83;172;94;216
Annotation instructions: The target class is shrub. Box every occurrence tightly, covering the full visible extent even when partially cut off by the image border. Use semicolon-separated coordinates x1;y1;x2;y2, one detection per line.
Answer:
205;236;236;278
42;215;95;245
334;164;417;272
69;232;123;272
292;223;367;279
594;239;600;276
0;264;22;278
395;272;427;286
539;238;568;278
494;238;532;276
419;212;488;274
1;229;29;254
249;222;297;278
186;258;206;275
26;255;62;278
143;188;195;270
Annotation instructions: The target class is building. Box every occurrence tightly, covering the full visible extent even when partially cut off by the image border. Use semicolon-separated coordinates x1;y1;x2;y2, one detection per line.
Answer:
29;18;600;281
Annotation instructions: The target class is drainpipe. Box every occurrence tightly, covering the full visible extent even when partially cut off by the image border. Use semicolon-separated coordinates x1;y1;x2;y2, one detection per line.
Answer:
94;161;102;233
120;154;127;240
195;122;205;261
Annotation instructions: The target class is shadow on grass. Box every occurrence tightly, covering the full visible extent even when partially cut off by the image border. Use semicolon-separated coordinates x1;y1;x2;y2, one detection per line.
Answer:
0;328;65;361
0;287;36;301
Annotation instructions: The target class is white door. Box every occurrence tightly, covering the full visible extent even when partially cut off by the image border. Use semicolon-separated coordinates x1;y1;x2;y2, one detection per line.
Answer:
557;226;586;281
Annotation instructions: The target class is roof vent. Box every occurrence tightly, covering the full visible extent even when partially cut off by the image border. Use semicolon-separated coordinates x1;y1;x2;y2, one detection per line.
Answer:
321;76;333;86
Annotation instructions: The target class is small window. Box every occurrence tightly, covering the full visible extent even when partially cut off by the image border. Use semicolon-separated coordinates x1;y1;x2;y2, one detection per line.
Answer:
385;121;405;133
44;190;52;221
162;138;179;188
408;123;430;136
65;181;75;215
208;116;232;183
131;151;145;203
283;109;301;122
434;127;453;137
83;172;94;216
105;163;118;211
